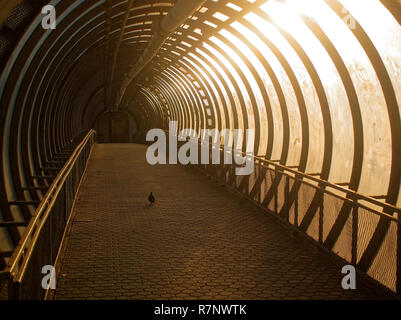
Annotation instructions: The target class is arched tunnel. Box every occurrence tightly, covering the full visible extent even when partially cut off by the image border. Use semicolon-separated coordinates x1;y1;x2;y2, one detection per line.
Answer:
0;0;401;300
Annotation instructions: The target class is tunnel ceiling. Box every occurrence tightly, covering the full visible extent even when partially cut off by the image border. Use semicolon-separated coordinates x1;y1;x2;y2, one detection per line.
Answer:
1;0;401;265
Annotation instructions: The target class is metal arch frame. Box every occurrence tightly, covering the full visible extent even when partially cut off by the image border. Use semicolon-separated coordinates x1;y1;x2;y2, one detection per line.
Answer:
212;31;287;162
0;0;87;253
0;0;177;216
137;87;165;128
188;46;244;136
150;78;181;126
154;76;187;131
224;24;300;165
162;68;201;131
324;0;401;274
175;63;213;132
85;89;106;129
176;51;238;134
379;0;401;26
215;22;311;218
161;68;199;131
167;65;204;134
107;0;134;108
174;57;221;131
142;88;167;128
131;92;159;131
0;0;66;262
299;14;364;191
163;51;224;133
191;43;261;154
195;6;362;251
140;84;171;129
43;44;102;157
230;14;348;238
237;17;310;172
152;0;326;178
2;0;126;260
175;49;234;134
255;9;334;182
141;95;163;129
116;0;208;108
13;1;103;172
237;8;335;237
152;78;180;128
159;71;192;130
147;0;401;293
29;3;106;176
81;85;105;128
38;36;103;150
172;59;211;131
159;70;193;130
244;8;356;254
178;54;221;131
103;0;113;109
0;0;400;294
193;33;265;159
182;49;248;143
0;0;199;264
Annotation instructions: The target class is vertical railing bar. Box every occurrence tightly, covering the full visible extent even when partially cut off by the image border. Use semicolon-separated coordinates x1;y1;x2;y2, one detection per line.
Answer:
319;186;324;244
352;200;358;266
5;131;95;300
285;174;290;222
190;133;400;295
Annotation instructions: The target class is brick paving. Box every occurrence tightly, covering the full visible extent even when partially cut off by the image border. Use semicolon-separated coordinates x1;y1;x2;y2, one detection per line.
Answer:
53;144;394;300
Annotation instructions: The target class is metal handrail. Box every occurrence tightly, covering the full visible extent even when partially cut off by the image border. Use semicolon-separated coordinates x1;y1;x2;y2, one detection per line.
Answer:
167;132;401;217
4;130;96;283
255;158;400;214
277;172;399;222
199;140;401;217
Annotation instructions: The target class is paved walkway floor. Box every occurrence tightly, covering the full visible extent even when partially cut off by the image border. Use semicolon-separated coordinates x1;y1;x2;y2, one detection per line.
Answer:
53;144;393;300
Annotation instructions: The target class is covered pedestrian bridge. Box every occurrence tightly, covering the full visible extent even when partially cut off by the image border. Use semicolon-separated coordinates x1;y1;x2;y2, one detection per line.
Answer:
0;0;400;299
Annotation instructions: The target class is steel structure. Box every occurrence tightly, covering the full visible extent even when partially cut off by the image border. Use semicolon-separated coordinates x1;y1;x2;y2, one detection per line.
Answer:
0;0;401;297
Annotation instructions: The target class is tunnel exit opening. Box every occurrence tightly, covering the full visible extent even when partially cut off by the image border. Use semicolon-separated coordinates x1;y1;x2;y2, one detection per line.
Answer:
94;110;138;143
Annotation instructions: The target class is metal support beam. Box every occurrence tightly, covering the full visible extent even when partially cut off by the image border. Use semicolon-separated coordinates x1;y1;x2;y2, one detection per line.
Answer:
107;0;134;110
115;0;207;108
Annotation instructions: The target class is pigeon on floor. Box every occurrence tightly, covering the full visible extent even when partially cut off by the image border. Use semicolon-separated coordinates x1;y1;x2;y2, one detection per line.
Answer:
148;192;155;206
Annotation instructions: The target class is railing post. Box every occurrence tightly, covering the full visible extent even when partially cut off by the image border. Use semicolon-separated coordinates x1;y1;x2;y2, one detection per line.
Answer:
294;195;298;228
284;174;290;222
351;198;358;266
318;185;324;244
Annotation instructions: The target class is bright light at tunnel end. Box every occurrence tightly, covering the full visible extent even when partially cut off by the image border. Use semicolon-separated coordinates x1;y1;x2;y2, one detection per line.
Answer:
145;121;256;176
264;0;357;30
